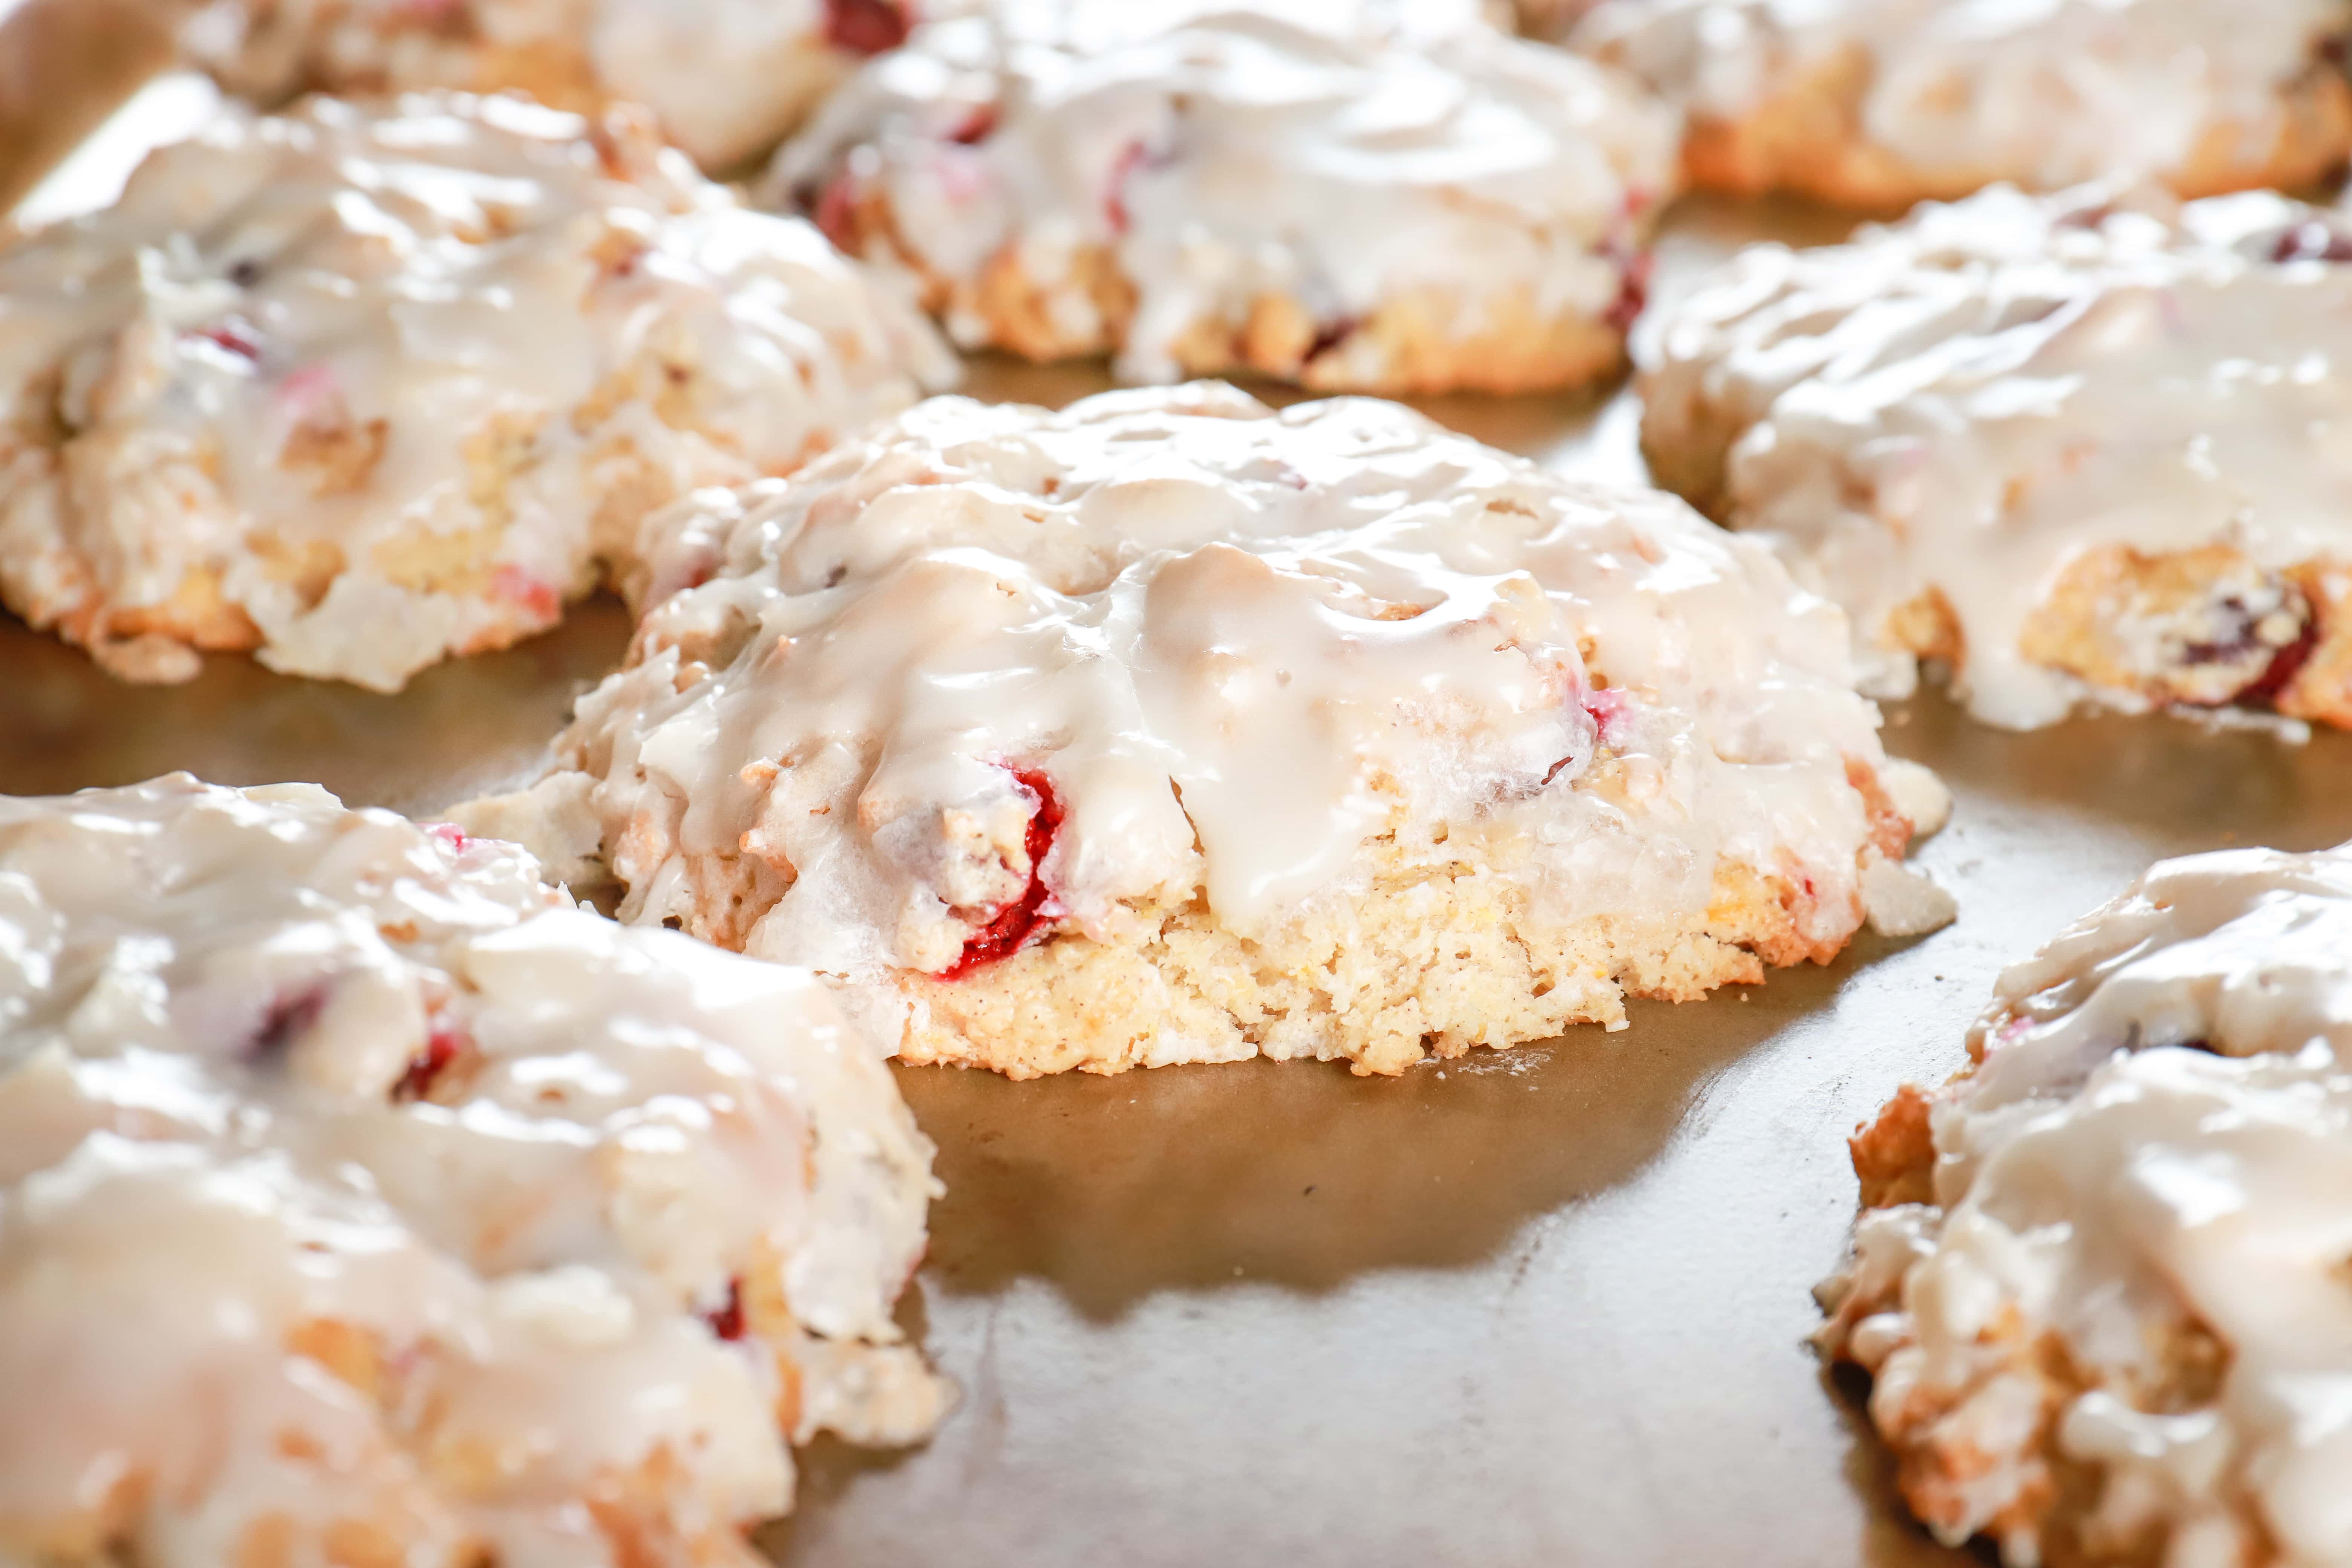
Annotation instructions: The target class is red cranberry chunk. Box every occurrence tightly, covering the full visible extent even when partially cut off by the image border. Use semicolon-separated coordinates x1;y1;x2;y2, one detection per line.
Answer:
391;1024;467;1104
703;1278;747;1341
948;104;1000;145
1104;141;1150;235
1604;250;1654;335
2271;221;2352;264
825;0;909;54
2232;615;2320;709
1306;317;1360;361
248;985;329;1063
815;169;866;251
941;768;1063;980
193;320;263;361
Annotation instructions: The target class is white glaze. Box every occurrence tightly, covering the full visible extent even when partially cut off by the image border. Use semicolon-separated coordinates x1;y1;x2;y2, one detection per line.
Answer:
1646;180;2352;729
0;775;942;1567
1575;0;2349;190
1827;842;2352;1565
178;0;923;170
766;0;1677;382
500;383;1935;1033
0;91;953;690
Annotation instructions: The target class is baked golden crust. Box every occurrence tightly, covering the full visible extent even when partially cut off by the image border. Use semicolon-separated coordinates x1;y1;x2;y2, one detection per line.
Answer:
820;205;1640;398
2278;563;2352;727
889;830;1888;1080
1826;1076;2261;1568
0;343;765;685
1851;543;2352;727
595;742;1920;1081
1670;49;2352;210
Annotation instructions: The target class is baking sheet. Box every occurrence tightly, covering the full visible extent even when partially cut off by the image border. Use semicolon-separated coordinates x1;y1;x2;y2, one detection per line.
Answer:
11;46;2352;1568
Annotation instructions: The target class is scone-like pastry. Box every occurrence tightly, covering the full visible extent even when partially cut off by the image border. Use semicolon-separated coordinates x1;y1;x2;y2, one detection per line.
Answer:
177;0;928;172
764;0;1678;394
0;773;944;1568
1819;842;2352;1567
1574;0;2352;207
0;91;954;691
462;383;1949;1079
1641;180;2352;732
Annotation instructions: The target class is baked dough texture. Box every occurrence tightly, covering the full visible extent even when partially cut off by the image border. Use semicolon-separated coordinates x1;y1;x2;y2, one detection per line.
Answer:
0;90;953;691
177;0;929;172
462;382;1952;1079
0;773;945;1568
764;0;1679;394
1574;0;2352;208
1821;841;2352;1568
1508;0;1600;39
1642;180;2352;733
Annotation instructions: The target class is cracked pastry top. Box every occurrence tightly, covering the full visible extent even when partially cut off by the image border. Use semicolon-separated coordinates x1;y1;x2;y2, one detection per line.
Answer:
763;0;1679;394
0;90;954;692
1641;180;2352;733
460;381;1952;1080
1573;0;2352;207
1821;840;2352;1568
0;773;945;1568
176;0;930;173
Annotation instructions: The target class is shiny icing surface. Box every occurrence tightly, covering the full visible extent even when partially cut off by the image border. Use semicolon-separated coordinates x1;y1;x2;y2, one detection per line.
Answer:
177;0;920;170
1574;0;2350;190
1827;842;2352;1566
0;91;952;690
525;383;1927;996
1645;181;2352;729
766;0;1677;380
0;775;941;1566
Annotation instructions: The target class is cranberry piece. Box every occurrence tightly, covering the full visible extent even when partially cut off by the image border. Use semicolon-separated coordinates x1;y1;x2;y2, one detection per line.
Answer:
392;1024;466;1103
427;823;469;853
824;0;908;54
703;1279;747;1341
1603;249;1654;335
1579;686;1636;746
947;103;999;145
940;768;1063;979
814;170;865;252
488;564;560;621
2179;597;2266;666
2175;591;2319;709
2270;222;2352;264
2234;617;2320;707
2054;201;2118;231
249;985;328;1062
193;320;263;361
1306;316;1360;362
1104;141;1150;235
